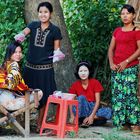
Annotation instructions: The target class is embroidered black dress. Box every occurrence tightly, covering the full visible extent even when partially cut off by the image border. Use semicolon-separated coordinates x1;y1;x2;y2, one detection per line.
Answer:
23;21;62;108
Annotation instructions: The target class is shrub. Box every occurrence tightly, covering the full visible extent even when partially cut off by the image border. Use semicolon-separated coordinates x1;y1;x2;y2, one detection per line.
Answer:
0;0;26;65
62;0;125;101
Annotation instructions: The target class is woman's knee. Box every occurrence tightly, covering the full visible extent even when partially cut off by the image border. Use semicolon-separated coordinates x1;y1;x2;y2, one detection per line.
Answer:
97;107;112;120
37;90;43;100
33;89;43;100
77;95;87;103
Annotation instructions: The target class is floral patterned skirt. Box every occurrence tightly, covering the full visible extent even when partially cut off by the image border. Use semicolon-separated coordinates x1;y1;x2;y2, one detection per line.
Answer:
111;65;140;127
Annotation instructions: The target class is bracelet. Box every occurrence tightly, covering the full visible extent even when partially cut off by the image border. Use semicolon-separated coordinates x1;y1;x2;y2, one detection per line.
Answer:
126;59;129;63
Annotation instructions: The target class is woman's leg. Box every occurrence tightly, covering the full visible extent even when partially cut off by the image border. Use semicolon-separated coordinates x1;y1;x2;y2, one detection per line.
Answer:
0;89;25;111
71;95;93;126
111;70;127;127
96;107;112;120
30;89;43;108
111;66;140;128
3;97;25;111
125;66;140;132
73;95;94;118
36;105;45;132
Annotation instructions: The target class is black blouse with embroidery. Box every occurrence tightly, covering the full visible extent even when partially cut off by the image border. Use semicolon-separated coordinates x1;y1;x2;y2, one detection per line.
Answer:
26;21;62;65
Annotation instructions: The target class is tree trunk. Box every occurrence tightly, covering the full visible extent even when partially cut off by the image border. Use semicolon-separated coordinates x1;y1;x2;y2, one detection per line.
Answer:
24;0;76;92
128;0;140;102
128;0;140;25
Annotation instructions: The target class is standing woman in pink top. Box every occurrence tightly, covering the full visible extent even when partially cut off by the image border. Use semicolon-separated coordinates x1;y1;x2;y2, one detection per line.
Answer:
108;4;140;133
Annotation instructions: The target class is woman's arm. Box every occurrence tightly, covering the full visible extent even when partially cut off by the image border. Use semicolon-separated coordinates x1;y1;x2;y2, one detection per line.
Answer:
14;27;31;42
83;92;100;125
23;27;31;36
54;40;61;50
108;36;119;71
6;62;22;89
90;92;100;118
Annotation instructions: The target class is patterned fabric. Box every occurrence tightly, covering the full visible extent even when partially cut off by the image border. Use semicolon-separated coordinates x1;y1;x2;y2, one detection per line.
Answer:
0;69;6;84
111;65;140;127
0;61;29;92
72;95;112;119
34;28;50;47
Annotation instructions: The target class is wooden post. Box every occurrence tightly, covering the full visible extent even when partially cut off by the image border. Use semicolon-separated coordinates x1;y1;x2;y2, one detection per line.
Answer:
0;103;34;123
138;58;140;102
25;90;30;137
136;20;140;103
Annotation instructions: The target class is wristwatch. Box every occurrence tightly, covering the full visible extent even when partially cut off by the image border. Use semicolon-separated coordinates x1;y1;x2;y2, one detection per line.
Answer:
126;59;129;63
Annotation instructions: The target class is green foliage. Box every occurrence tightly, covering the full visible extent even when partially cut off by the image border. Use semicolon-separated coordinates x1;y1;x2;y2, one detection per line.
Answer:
62;0;125;101
0;0;26;64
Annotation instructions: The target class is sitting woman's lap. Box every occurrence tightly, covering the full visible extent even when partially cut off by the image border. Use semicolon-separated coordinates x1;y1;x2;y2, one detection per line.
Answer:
72;95;112;120
0;89;43;111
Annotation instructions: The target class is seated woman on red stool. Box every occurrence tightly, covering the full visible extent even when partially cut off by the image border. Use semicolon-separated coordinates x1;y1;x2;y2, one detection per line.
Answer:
69;61;112;127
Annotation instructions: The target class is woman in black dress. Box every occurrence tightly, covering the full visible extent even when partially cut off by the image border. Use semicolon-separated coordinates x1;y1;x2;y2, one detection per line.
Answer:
14;2;64;132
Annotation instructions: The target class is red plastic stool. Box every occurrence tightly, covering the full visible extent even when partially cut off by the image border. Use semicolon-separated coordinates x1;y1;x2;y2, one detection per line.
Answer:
40;95;79;138
40;95;64;137
60;99;79;138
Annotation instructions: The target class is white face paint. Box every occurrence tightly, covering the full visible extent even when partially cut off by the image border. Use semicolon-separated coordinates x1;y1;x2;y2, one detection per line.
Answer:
78;65;89;80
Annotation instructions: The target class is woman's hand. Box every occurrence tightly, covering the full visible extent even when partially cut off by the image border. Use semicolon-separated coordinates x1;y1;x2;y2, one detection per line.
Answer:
83;92;100;125
52;48;65;63
14;32;25;43
110;63;119;71
117;60;128;72
83;114;94;125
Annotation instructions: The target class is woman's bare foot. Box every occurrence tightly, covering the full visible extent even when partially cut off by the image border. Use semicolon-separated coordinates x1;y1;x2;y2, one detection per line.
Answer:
69;114;75;123
36;106;45;133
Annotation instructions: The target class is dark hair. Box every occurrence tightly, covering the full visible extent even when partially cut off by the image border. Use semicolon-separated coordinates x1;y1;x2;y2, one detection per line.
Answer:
37;2;53;13
75;61;93;79
121;4;135;14
2;41;22;67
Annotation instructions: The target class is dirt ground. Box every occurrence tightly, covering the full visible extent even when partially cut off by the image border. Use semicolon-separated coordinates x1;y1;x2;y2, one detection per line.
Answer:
0;120;140;140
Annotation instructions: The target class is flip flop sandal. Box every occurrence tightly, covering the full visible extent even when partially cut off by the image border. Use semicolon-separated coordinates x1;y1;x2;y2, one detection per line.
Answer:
131;126;140;135
46;130;57;136
131;130;140;135
80;123;89;128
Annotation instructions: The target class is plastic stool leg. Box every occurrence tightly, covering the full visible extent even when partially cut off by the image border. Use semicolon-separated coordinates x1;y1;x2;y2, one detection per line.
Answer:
75;102;79;134
62;100;79;137
40;99;50;136
40;127;43;136
60;101;68;138
55;104;60;125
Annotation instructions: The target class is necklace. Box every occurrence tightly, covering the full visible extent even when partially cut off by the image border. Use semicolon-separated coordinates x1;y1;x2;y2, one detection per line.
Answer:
122;25;134;31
